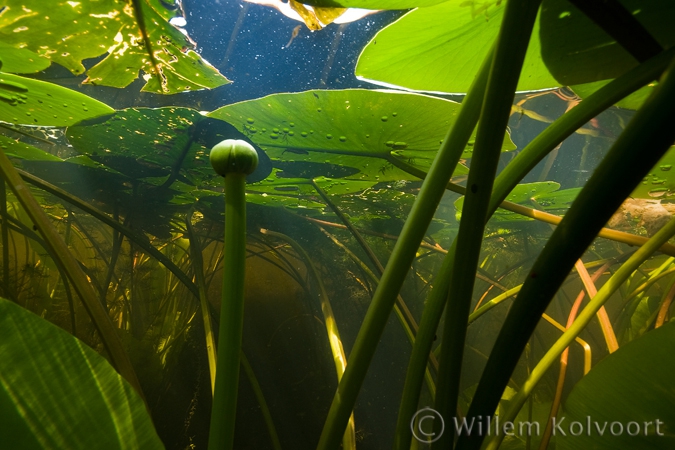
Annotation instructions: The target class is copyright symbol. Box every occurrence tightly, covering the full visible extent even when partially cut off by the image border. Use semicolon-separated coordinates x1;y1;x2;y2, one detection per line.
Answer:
411;407;445;444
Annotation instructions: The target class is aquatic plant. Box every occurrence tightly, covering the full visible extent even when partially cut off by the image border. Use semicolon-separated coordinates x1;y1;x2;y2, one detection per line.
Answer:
1;0;675;449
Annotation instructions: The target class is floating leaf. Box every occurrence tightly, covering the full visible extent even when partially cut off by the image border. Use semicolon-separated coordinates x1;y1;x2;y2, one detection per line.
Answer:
66;107;271;185
0;298;163;449
355;2;559;93
540;0;675;86
0;0;228;94
0;72;114;126
209;89;514;182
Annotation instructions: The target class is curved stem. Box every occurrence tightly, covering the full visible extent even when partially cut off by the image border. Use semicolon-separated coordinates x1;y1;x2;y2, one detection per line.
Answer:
186;210;218;396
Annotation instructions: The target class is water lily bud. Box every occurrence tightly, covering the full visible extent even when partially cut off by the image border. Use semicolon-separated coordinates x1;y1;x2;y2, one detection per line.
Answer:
210;139;259;176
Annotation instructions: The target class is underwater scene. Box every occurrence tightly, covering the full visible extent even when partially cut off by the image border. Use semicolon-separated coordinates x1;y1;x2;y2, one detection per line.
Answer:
1;0;675;449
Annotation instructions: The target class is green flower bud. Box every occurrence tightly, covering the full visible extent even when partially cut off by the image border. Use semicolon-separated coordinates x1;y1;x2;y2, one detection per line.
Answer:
210;139;259;176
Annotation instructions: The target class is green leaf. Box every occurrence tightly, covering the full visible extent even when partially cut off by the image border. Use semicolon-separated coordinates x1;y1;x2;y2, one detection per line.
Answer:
299;0;448;9
355;2;559;93
0;298;164;450
540;0;675;86
0;72;114;126
0;0;228;93
0;42;50;74
455;182;561;222
208;89;514;182
559;322;675;450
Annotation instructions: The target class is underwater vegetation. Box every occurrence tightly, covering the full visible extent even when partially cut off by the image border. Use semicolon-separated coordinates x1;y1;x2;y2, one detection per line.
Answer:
1;0;675;449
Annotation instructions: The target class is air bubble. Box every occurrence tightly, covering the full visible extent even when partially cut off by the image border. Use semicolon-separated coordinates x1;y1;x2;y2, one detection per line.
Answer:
326;134;333;139
381;116;388;122
301;131;308;137
247;118;255;124
339;136;346;142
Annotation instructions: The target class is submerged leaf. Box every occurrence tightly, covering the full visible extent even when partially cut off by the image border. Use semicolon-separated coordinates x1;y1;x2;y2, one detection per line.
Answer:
0;298;163;449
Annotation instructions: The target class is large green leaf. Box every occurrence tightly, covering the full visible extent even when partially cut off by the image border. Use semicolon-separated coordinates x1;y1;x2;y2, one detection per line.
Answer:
0;72;114;126
208;89;514;182
540;0;675;86
66;107;271;186
355;1;559;93
0;298;164;449
558;322;675;450
0;0;228;93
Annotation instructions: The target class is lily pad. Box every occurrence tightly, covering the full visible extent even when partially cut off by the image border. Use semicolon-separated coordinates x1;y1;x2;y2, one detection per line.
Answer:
0;72;114;126
540;0;675;86
558;322;675;450
208;89;514;182
0;0;228;94
355;2;559;93
66;108;271;186
0;297;163;449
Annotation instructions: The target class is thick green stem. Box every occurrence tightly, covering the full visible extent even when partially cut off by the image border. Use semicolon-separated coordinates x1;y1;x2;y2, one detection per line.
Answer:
392;41;494;450
209;172;248;450
434;1;542;447
456;52;675;450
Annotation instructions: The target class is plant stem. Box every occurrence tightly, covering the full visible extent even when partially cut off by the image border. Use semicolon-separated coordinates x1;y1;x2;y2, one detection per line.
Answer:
186;210;218;396
392;41;494;450
434;0;542;446
209;172;247;450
